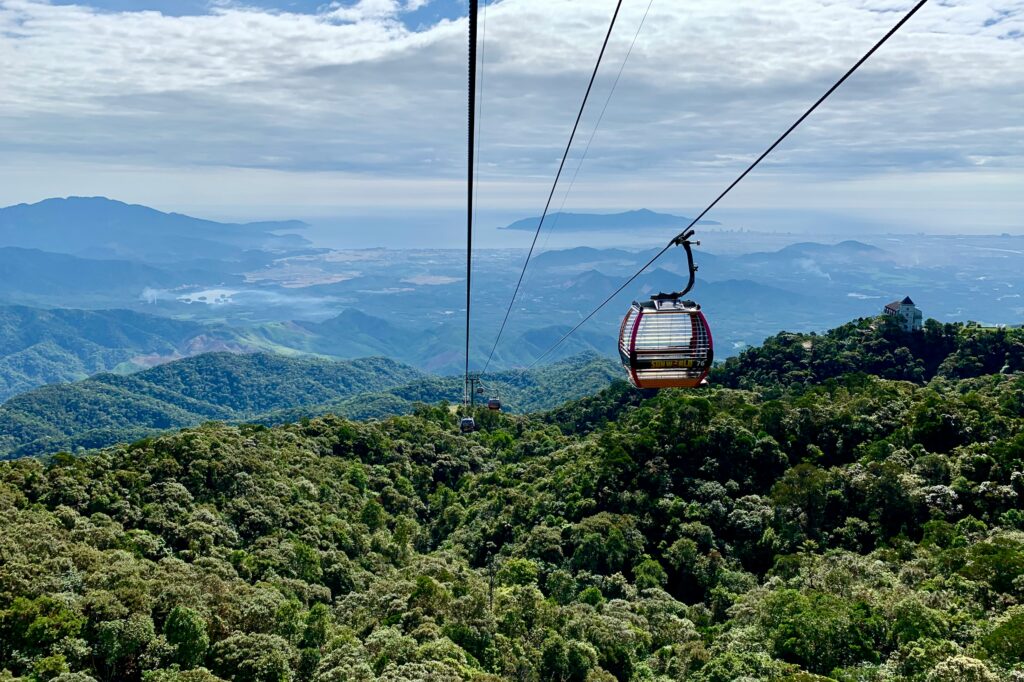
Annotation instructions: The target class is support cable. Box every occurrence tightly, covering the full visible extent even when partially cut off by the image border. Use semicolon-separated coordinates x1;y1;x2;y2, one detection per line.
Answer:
482;0;625;373
528;0;930;368
537;0;655;259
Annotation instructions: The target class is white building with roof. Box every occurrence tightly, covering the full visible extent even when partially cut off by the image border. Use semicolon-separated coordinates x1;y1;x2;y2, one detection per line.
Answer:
883;296;923;332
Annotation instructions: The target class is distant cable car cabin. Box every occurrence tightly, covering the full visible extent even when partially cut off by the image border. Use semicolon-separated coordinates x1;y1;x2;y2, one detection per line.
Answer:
618;230;713;389
460;417;476;433
487;397;502;411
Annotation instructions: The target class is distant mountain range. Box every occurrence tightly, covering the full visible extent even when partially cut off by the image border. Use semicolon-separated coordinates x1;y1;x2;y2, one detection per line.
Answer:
500;209;720;232
0;238;901;401
0;247;243;309
0;305;276;401
738;240;890;265
0;195;1012;396
0;351;620;459
0;303;614;401
0;197;311;262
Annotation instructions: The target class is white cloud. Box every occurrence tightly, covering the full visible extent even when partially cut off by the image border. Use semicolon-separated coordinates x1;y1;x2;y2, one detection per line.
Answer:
324;0;406;22
0;0;1021;230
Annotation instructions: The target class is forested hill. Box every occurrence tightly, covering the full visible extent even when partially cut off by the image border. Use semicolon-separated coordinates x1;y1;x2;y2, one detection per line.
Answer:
0;352;620;459
713;316;1024;394
0;305;253;402
254;352;621;426
0;353;422;460
1;335;1023;680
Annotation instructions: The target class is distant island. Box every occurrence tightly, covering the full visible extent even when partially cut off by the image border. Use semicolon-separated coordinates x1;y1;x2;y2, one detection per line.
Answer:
499;208;720;232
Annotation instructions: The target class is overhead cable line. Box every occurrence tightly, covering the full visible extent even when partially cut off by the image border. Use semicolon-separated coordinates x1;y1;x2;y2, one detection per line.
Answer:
482;0;625;374
464;0;479;404
536;0;655;259
528;0;930;368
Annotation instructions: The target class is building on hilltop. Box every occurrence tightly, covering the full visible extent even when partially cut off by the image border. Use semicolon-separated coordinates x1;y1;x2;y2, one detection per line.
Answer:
883;296;923;332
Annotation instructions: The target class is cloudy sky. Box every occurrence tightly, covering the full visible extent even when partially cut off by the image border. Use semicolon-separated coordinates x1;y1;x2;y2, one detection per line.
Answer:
1;0;1021;239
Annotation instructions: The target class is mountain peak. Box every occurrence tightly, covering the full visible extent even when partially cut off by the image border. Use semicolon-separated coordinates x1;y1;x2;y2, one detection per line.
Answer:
0;196;310;261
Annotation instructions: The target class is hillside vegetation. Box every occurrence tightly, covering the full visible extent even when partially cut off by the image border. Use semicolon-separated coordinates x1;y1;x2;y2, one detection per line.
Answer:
0;304;614;399
0;306;231;401
713;317;1023;393
0;316;1022;680
0;354;422;460
0;352;620;459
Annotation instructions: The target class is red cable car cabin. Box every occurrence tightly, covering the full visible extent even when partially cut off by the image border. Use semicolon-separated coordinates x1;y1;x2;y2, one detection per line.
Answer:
619;298;713;389
616;228;713;390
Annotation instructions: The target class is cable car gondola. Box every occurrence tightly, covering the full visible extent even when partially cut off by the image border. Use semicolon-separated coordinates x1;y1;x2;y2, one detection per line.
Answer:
460;417;476;433
487;397;502;411
618;230;713;389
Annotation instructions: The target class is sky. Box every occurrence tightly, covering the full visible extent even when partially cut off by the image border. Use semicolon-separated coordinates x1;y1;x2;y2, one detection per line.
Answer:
0;0;1022;243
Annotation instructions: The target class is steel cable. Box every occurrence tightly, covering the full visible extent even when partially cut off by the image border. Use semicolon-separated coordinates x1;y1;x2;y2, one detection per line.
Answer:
482;0;625;374
527;0;931;368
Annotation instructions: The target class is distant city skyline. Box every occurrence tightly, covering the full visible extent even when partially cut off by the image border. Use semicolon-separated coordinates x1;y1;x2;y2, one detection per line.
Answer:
1;0;1022;236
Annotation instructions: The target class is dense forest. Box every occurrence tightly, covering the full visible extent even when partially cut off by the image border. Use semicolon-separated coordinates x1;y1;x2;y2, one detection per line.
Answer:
0;305;220;402
1;316;1023;681
0;353;619;460
0;354;424;460
713;317;1023;392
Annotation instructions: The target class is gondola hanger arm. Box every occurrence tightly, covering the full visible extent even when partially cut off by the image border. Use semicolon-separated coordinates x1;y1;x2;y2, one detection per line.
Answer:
654;229;699;301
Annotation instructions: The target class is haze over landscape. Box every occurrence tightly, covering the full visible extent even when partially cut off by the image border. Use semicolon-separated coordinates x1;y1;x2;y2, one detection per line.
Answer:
0;0;1022;681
